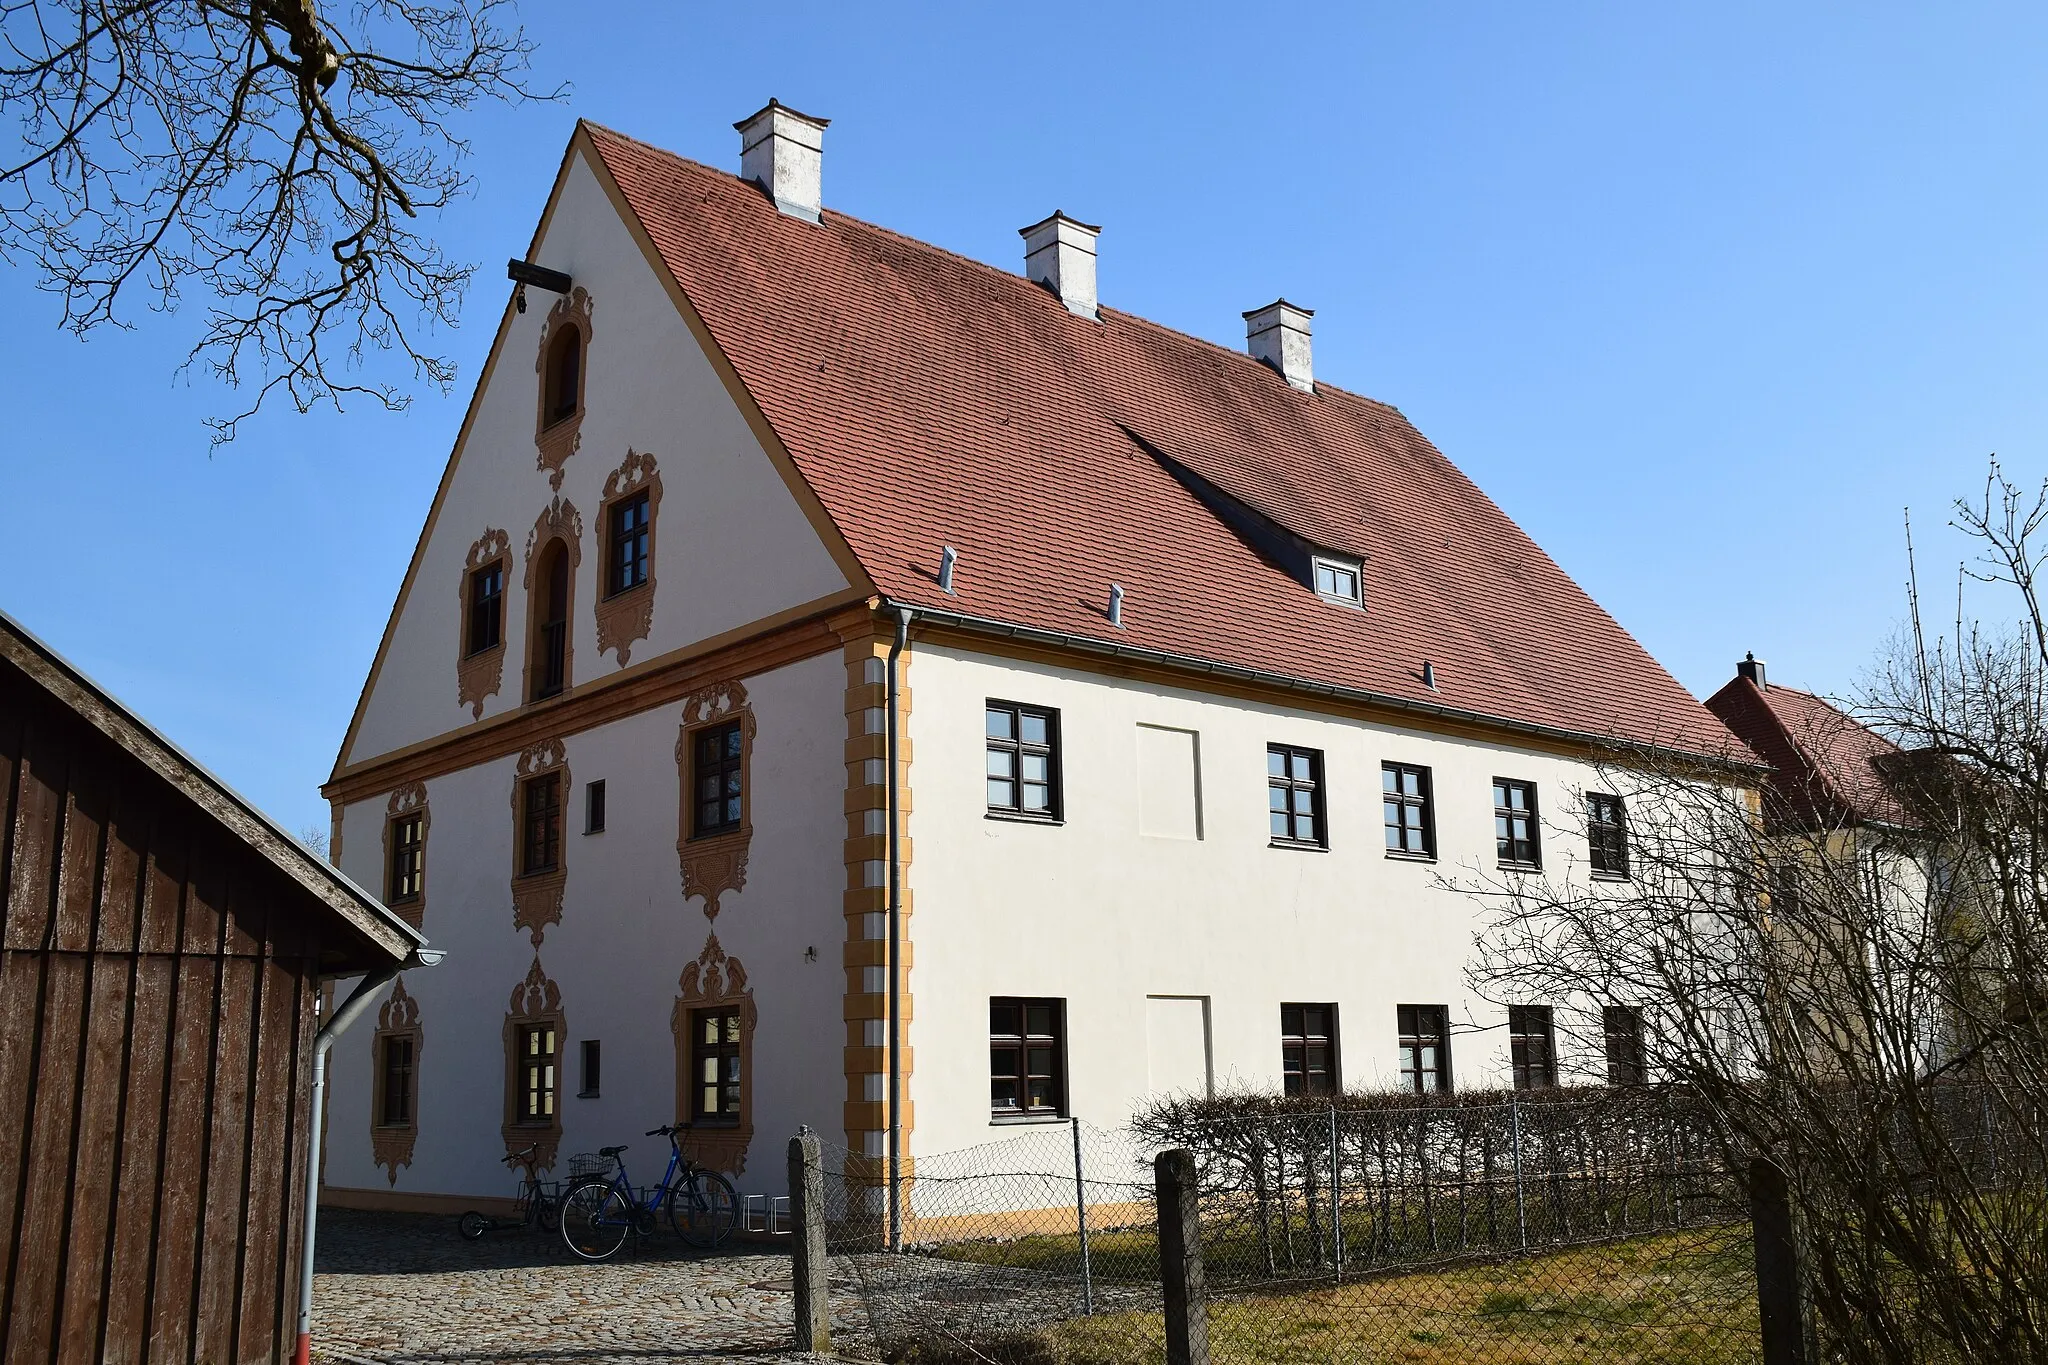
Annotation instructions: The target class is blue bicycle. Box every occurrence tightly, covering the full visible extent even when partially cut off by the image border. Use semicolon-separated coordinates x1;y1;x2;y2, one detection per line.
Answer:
558;1125;740;1261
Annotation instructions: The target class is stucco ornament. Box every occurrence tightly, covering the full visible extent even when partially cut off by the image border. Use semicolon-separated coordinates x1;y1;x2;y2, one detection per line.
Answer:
534;285;594;491
671;933;757;1176
457;527;511;719
501;955;566;1171
594;448;663;667
509;737;570;946
371;975;422;1185
675;680;756;921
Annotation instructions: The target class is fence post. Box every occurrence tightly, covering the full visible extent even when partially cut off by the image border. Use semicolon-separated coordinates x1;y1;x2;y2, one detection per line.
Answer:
1511;1092;1528;1250
1329;1104;1344;1283
788;1130;832;1354
1156;1147;1210;1365
1749;1155;1810;1365
1072;1116;1094;1314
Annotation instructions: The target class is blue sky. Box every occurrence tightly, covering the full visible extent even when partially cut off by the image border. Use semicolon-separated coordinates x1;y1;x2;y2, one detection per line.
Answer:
3;3;2041;838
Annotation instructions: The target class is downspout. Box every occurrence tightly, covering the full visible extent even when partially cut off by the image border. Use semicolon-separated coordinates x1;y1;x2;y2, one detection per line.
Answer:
886;603;912;1253
294;947;443;1365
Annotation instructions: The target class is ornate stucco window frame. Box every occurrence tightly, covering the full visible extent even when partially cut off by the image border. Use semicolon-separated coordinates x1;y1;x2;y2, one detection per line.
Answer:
671;933;757;1176
594;449;662;667
534;285;594;491
370;976;422;1185
502;956;566;1172
522;498;583;706
457;528;511;719
510;738;569;946
675;680;755;921
381;781;429;930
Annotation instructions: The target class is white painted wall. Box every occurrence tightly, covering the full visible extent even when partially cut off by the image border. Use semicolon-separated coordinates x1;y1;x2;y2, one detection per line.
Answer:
325;650;848;1201
906;644;1662;1158
344;149;850;768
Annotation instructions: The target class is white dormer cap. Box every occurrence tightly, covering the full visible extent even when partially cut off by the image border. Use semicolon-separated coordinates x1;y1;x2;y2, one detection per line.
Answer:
1020;211;1101;320
1244;299;1314;392
736;100;829;223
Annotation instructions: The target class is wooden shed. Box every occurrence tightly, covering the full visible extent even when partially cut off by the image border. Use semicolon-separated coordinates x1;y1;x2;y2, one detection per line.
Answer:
0;611;422;1364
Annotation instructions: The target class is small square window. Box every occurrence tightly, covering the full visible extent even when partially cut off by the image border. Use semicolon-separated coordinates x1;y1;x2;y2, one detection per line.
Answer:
585;779;607;835
1313;556;1362;606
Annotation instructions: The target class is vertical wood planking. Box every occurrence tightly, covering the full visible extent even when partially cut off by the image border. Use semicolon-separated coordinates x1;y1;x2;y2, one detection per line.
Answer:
273;965;316;1354
10;952;87;1362
102;953;175;1364
147;951;219;1365
236;948;296;1361
0;950;46;1351
51;749;108;952
3;708;64;950
193;952;255;1365
58;946;132;1354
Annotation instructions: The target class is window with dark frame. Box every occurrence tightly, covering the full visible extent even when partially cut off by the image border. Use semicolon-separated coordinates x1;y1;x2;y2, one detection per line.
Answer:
387;813;424;904
1588;793;1629;877
989;997;1065;1119
606;491;650;597
579;1039;601;1098
544;327;580;427
691;1009;743;1124
1383;763;1435;857
1494;778;1540;867
518;1023;557;1123
1397;1003;1452;1093
1604;1005;1646;1086
1267;744;1326;847
379;1036;414;1126
985;702;1061;820
691;721;744;838
585;779;607;835
467;561;504;656
1281;1003;1339;1095
521;773;562;875
1509;1004;1558;1090
532;541;569;700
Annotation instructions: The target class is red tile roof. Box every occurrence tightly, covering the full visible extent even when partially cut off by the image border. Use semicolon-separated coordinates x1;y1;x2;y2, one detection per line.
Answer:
585;123;1738;758
1705;675;1904;828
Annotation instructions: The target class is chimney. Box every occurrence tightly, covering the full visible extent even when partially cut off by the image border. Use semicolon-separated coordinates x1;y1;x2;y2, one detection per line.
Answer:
735;100;829;223
1737;652;1767;688
1244;300;1314;392
1019;211;1101;319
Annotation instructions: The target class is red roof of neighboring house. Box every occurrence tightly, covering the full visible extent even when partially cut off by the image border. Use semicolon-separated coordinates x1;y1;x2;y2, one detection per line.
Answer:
584;123;1738;758
1705;672;1904;828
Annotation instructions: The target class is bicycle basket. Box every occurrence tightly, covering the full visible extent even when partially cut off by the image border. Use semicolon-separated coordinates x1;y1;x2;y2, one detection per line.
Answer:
566;1152;612;1180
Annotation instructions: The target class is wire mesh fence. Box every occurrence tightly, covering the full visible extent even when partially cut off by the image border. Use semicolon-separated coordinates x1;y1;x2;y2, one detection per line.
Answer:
815;1095;1766;1364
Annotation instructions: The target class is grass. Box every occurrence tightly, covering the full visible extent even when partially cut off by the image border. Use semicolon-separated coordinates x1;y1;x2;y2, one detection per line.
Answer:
896;1230;1762;1365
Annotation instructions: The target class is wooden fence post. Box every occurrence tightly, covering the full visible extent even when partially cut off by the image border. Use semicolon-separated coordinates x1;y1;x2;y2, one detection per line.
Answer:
1156;1147;1211;1365
1749;1155;1809;1365
789;1130;832;1354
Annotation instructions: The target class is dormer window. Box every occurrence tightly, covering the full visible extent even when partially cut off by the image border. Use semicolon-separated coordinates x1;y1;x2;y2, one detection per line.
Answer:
1313;555;1362;607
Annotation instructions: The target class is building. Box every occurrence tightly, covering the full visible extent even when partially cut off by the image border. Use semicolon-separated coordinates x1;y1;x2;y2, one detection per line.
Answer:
316;106;1745;1206
0;610;423;1364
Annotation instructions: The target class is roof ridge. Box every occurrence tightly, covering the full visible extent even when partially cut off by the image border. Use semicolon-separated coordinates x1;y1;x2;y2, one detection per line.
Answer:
580;120;1405;417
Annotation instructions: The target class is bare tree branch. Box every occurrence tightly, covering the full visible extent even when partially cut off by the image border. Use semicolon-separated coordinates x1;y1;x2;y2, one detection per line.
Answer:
0;0;565;444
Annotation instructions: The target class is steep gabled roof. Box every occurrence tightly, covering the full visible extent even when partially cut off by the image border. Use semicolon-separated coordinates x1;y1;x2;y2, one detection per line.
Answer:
1706;673;1904;829
582;123;1736;758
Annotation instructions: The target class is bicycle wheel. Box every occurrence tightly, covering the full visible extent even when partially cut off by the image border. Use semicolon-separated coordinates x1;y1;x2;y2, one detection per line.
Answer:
457;1210;489;1240
667;1169;740;1249
559;1179;632;1261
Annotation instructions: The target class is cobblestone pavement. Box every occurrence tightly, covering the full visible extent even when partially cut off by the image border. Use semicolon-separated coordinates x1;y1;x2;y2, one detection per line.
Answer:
310;1208;873;1364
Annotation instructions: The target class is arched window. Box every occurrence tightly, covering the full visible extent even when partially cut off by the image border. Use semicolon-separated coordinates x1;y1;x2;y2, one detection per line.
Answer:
543;325;581;428
531;539;570;700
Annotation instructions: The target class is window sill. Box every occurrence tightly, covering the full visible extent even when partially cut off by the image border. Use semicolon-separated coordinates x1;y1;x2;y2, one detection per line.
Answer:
1590;871;1632;883
1497;861;1542;873
514;867;562;882
577;1090;599;1100
462;644;504;663
373;1122;415;1133
984;811;1063;827
688;826;747;845
583;827;605;837
991;1113;1068;1126
1269;839;1328;852
688;1118;742;1131
602;580;650;604
1384;850;1437;864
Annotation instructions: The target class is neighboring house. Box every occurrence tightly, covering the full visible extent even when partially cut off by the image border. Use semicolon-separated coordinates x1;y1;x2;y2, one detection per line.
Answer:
316;105;1745;1206
0;611;423;1364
